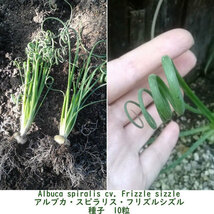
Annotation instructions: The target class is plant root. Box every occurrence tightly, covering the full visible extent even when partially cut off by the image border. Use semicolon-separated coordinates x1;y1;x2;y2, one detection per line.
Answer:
54;135;70;145
0;136;84;189
26;136;84;188
13;132;27;144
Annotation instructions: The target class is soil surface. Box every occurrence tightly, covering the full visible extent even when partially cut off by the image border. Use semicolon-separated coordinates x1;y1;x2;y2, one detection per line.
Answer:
0;0;106;189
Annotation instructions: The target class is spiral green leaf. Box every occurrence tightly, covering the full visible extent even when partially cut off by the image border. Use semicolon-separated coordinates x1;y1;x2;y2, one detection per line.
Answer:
124;55;214;129
125;55;214;173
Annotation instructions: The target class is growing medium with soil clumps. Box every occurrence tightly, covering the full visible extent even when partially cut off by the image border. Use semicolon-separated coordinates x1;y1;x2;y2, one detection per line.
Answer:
0;0;106;189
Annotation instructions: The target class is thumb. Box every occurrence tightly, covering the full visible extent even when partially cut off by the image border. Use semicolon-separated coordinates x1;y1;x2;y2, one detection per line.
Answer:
140;121;180;188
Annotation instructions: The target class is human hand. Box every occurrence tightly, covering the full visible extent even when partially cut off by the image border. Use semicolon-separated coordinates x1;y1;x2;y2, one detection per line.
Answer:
107;29;197;189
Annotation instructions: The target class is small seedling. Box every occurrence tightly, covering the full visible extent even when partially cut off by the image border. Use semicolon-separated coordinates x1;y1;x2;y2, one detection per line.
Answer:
41;1;106;145
13;30;56;144
53;29;106;144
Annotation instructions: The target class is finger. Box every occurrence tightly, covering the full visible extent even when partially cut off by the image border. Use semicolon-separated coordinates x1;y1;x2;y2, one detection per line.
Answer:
111;50;197;126
108;29;194;104
139;121;179;188
124;103;162;151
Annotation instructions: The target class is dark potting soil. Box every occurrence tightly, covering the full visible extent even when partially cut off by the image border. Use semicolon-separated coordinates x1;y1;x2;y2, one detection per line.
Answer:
0;0;106;189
